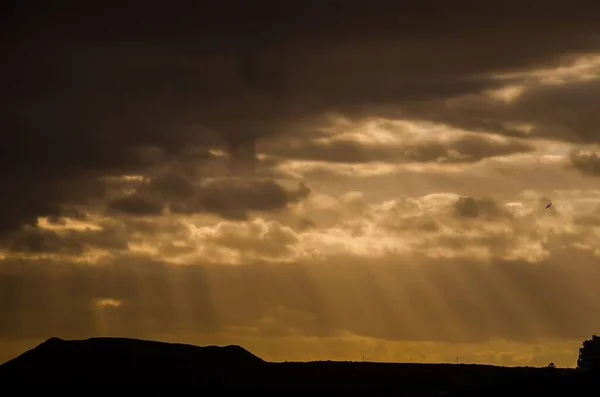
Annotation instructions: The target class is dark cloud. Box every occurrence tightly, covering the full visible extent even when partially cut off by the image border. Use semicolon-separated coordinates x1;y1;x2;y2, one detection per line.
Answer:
453;197;512;220
3;1;600;232
1;227;86;256
297;218;317;230
398;78;600;144
0;224;129;255
108;195;165;216
259;134;534;164
569;150;600;176
106;177;310;220
573;205;600;226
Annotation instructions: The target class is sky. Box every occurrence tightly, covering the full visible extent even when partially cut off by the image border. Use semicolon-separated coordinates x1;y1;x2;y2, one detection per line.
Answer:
2;1;600;367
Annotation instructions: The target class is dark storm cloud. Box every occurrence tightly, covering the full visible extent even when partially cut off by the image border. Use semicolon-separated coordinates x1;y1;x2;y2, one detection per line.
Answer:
108;195;165;216
106;176;311;220
3;1;600;232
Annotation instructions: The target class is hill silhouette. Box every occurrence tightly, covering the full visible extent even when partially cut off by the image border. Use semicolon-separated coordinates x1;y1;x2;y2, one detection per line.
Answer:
0;337;264;391
0;337;598;394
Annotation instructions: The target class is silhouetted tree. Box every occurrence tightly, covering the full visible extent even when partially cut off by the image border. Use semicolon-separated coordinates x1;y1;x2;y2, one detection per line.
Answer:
577;335;600;370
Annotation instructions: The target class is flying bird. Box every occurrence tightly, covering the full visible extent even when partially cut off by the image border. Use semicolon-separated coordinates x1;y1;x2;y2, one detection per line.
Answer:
545;203;552;209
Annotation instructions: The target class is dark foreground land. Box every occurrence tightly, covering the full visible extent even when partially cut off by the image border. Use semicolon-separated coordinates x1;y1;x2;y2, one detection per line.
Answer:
0;337;597;395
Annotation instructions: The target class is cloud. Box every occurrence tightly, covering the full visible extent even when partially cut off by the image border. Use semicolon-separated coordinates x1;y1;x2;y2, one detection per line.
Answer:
2;189;599;349
0;225;127;256
258;121;535;164
396;57;600;144
453;196;513;220
191;218;301;264
573;204;600;226
106;176;311;220
569;150;600;176
3;2;600;232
